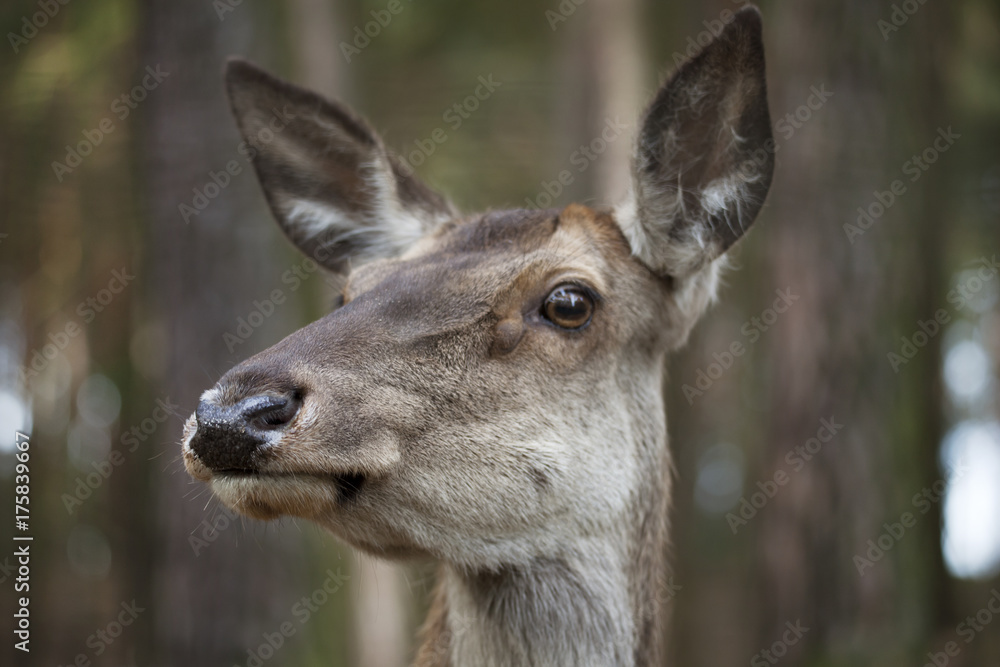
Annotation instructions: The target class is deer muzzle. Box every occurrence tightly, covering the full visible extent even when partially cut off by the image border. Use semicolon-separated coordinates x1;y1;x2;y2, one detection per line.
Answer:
187;391;301;473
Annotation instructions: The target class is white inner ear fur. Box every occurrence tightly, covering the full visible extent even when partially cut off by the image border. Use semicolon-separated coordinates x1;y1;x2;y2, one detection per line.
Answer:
614;161;764;284
614;180;727;332
283;156;452;264
613;179;722;283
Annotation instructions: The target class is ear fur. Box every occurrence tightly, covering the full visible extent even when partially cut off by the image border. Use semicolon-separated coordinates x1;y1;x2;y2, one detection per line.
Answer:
225;59;455;272
616;7;774;282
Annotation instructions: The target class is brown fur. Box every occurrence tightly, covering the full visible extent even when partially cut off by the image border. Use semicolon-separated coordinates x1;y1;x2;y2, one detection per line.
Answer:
183;7;773;666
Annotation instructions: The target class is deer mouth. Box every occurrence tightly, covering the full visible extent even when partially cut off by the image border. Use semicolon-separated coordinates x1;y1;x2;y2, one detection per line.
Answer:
183;445;368;506
214;469;367;503
182;411;368;519
204;468;368;521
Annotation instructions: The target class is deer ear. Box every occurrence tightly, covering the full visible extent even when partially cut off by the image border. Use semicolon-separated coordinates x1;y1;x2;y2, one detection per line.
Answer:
224;59;455;273
616;7;774;281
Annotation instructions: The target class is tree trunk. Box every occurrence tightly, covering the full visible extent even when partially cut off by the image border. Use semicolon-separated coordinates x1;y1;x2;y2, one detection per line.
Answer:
757;0;951;661
140;2;306;664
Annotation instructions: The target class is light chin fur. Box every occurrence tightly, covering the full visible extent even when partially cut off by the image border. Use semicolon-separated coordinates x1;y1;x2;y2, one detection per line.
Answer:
210;474;342;522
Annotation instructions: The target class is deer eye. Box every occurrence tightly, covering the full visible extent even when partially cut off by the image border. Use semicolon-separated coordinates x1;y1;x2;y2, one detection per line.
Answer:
542;286;594;330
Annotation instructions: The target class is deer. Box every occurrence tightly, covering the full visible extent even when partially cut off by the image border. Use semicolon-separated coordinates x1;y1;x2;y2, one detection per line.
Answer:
182;6;774;666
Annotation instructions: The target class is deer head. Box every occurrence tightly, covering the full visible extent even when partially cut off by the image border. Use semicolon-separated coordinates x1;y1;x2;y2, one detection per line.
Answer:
183;7;772;665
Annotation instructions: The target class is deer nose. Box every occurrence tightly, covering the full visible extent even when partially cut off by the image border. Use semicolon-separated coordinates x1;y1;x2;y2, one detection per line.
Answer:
189;392;301;472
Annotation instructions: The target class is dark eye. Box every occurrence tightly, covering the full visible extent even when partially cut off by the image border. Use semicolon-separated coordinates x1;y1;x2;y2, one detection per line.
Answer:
542;286;594;330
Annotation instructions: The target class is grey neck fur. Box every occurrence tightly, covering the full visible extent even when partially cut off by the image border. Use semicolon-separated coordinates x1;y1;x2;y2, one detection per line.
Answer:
443;549;635;666
421;417;673;667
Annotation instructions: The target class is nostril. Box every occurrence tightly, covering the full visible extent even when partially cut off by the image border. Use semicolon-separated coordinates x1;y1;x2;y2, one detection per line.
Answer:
190;390;301;473
237;393;301;430
195;399;222;428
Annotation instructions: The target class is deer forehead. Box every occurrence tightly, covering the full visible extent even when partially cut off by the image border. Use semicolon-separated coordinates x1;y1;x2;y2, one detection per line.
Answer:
346;203;635;308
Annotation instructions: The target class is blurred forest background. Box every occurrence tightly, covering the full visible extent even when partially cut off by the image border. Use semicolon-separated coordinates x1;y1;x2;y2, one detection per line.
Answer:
1;0;999;665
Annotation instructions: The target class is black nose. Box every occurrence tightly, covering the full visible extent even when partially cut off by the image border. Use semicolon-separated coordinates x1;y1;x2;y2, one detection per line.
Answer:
189;392;301;472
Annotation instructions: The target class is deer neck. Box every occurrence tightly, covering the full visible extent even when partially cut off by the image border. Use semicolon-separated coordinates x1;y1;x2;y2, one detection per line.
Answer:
414;429;672;667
